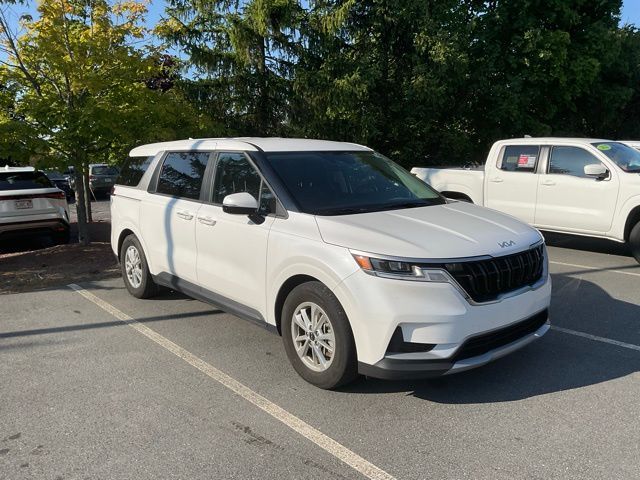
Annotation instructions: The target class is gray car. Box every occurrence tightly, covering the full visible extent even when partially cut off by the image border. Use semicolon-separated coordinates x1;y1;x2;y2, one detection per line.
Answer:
89;164;119;197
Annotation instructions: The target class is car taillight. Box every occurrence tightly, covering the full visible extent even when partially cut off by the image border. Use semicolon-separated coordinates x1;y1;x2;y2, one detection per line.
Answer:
89;175;96;180
43;191;66;200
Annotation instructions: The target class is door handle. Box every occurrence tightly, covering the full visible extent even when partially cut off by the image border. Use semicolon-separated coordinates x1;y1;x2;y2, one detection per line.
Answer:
541;179;556;186
489;177;504;183
197;216;216;226
176;210;194;220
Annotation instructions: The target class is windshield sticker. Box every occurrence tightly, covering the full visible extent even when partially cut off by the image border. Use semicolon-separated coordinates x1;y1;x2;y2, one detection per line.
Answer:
597;144;612;151
517;154;537;168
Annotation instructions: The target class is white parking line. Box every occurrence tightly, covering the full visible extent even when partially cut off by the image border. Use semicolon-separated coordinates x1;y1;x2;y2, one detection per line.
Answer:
551;326;640;352
550;260;640;278
67;284;396;480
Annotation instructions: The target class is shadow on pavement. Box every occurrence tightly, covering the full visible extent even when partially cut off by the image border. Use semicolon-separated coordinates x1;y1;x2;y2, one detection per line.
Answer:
542;231;632;258
0;307;223;339
342;274;640;402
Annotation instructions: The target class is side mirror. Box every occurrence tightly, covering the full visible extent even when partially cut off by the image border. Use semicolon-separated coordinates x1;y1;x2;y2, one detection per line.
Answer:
222;192;258;215
584;163;609;180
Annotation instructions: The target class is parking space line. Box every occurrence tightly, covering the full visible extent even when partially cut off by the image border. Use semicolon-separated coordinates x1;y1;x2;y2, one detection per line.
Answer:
550;260;640;278
67;283;395;480
551;326;640;352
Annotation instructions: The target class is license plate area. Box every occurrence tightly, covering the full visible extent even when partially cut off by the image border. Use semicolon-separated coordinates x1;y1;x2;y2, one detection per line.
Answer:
15;199;33;209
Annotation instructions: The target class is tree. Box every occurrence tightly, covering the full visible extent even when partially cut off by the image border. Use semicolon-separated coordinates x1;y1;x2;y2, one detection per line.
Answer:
0;0;214;244
159;0;304;135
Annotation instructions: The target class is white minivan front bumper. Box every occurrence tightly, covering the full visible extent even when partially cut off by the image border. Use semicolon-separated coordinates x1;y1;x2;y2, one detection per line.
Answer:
334;265;552;380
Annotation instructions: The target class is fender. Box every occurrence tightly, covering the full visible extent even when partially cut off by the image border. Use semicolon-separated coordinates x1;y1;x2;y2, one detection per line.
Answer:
435;182;481;205
610;194;640;242
266;243;359;328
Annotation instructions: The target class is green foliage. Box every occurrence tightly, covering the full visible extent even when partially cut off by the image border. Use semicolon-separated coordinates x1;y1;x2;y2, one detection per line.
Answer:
3;0;640;171
0;0;216;168
159;0;304;135
161;0;640;166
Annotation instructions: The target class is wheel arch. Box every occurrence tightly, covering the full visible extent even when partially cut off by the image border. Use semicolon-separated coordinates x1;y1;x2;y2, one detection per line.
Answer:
117;228;136;260
273;274;320;335
624;205;640;241
441;191;474;203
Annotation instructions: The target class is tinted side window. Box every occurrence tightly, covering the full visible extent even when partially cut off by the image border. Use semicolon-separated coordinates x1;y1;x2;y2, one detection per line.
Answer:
499;145;540;172
156;152;210;199
212;153;262;204
549;147;600;178
117;156;155;186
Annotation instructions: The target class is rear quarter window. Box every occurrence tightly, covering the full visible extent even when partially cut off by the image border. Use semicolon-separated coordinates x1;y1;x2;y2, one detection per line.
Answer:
116;156;155;187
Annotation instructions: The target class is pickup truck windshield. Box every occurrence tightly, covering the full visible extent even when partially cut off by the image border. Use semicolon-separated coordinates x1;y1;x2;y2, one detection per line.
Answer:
592;142;640;173
265;151;445;215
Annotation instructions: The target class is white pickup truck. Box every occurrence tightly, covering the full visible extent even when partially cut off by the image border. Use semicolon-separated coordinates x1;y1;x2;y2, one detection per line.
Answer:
411;137;640;263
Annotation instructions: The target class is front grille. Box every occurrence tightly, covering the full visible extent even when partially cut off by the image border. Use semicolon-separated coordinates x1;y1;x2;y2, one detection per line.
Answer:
439;244;545;303
452;309;548;362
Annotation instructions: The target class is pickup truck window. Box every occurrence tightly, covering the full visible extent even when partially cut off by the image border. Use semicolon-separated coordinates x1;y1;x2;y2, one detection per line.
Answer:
591;142;640;173
549;147;602;178
499;146;540;172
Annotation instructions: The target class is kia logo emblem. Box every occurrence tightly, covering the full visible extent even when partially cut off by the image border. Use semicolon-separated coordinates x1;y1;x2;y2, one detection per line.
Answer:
498;240;516;248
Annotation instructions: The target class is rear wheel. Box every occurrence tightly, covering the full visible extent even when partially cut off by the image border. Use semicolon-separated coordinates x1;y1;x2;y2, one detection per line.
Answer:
629;222;640;264
282;281;358;389
120;235;160;298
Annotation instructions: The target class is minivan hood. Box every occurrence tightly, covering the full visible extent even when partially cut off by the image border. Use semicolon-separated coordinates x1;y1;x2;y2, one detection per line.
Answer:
315;201;543;259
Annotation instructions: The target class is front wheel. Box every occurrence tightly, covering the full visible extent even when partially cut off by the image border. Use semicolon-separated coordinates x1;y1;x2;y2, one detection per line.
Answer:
629;222;640;264
282;282;358;389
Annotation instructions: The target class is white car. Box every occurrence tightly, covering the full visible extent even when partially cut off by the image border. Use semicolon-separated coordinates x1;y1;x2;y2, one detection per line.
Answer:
0;166;70;244
111;138;551;389
412;138;640;263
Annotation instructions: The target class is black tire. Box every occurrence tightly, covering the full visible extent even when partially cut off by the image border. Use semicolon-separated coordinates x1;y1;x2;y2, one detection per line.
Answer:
53;227;70;245
120;234;160;299
281;281;358;389
630;222;640;264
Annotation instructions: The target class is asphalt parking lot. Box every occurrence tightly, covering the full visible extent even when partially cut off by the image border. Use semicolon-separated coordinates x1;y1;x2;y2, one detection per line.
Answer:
1;236;639;479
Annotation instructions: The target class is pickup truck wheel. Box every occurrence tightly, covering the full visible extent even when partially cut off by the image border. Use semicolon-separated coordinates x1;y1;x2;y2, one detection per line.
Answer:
629;222;640;264
120;235;161;298
282;282;358;389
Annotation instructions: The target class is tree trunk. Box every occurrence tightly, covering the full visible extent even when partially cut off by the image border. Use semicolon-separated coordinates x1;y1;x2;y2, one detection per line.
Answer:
256;34;269;135
83;166;93;223
73;153;90;245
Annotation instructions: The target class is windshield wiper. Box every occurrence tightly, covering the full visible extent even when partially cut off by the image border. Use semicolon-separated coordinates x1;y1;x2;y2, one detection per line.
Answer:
379;200;435;210
314;206;376;216
314;199;442;216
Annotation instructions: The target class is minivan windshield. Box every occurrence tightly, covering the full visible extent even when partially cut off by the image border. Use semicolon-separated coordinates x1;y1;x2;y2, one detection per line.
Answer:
265;151;445;215
591;142;640;172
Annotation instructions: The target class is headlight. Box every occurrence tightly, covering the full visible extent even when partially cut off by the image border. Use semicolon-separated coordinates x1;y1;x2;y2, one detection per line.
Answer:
351;254;452;282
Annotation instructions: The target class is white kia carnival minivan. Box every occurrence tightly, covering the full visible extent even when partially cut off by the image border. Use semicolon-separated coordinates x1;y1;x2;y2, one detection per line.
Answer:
111;138;551;389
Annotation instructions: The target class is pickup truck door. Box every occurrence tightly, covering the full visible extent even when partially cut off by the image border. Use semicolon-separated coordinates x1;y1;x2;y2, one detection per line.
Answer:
485;144;541;224
534;145;619;233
